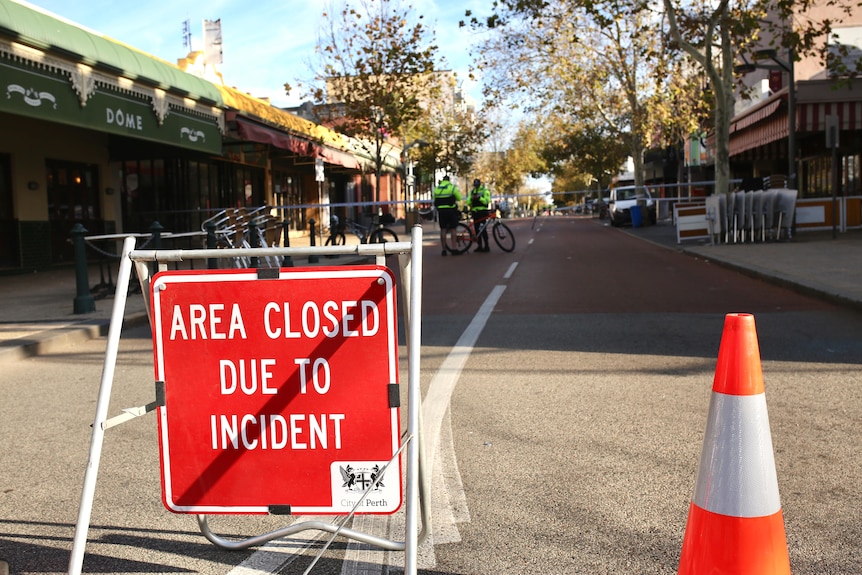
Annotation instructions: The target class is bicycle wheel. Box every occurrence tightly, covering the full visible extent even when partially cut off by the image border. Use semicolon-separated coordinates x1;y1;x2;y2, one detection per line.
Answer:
324;232;346;257
492;221;516;252
445;223;472;255
324;233;346;246
369;228;399;244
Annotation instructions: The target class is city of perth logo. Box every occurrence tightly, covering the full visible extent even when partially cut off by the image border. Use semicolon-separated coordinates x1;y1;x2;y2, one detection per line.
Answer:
339;464;385;493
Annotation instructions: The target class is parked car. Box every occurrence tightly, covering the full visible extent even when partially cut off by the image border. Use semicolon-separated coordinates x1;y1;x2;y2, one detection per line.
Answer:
608;187;656;227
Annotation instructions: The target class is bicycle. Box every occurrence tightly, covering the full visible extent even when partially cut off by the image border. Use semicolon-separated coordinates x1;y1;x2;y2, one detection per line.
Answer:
202;206;283;268
325;215;399;247
444;210;515;254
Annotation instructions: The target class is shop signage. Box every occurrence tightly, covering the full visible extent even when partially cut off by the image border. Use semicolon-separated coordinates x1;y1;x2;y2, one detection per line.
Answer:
0;57;220;153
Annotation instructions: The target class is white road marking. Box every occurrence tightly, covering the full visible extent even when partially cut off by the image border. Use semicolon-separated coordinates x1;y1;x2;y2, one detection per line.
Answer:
226;518;328;575
340;286;506;574
504;262;518;279
422;285;506;479
233;285;507;575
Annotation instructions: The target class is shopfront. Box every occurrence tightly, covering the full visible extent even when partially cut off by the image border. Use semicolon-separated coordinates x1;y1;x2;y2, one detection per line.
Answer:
0;0;371;271
0;0;223;269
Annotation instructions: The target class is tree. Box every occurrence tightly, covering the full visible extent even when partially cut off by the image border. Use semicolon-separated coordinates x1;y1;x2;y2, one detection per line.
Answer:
662;0;859;195
541;120;630;196
408;74;490;181
466;1;679;195
472;0;859;200
472;106;513;192
309;0;439;206
661;0;737;198
495;121;548;212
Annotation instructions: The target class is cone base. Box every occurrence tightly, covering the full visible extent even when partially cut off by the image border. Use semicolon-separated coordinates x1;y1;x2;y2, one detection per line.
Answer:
679;502;791;575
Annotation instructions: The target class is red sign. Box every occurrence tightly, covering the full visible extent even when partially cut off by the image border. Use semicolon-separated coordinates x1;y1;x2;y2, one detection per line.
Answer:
150;266;401;515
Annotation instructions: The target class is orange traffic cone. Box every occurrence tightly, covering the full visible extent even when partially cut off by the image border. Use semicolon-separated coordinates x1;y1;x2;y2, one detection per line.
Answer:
678;313;791;575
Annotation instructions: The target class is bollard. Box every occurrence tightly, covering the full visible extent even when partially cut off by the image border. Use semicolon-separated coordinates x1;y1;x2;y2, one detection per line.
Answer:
149;220;164;249
149;221;164;274
249;218;260;268
281;219;294;267
206;221;218;269
71;223;96;314
308;218;319;263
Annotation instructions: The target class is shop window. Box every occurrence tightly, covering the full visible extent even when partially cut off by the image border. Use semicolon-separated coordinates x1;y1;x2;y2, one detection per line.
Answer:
46;159;101;263
274;172;303;231
0;154;16;267
843;154;860;195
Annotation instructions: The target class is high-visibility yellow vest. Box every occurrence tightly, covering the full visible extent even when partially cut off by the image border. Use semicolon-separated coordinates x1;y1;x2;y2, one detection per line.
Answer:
434;181;461;208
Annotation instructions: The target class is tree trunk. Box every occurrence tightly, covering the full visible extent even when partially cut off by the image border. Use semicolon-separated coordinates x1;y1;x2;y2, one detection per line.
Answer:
712;13;735;197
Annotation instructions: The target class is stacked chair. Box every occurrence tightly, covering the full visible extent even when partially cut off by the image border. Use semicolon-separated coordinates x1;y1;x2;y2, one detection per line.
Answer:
713;177;797;244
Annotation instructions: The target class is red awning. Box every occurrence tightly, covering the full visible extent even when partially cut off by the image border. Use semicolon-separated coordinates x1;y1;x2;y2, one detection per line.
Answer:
236;117;360;170
729;115;788;156
728;94;786;156
731;99;781;133
314;142;361;170
798;101;862;132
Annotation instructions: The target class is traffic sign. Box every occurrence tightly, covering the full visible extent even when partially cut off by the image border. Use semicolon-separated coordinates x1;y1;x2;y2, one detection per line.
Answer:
150;266;401;515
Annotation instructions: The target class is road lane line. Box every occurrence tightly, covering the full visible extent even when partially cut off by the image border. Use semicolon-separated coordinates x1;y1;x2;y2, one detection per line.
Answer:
423;285;506;478
341;286;505;575
236;286;506;575
503;262;518;279
226;519;327;575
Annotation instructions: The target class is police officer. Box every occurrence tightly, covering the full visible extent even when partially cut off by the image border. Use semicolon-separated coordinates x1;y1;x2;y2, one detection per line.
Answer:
469;178;491;252
434;174;462;255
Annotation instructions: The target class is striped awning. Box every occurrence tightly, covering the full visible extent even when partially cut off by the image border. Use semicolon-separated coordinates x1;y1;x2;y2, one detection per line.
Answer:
729;96;786;156
731;99;781;132
729;83;862;156
798;100;862;131
235;116;360;170
730;115;788;156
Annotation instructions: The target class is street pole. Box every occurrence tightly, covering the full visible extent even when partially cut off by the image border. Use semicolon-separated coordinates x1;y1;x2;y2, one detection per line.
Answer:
787;47;797;190
826;116;840;238
744;49;798;190
372;106;384;218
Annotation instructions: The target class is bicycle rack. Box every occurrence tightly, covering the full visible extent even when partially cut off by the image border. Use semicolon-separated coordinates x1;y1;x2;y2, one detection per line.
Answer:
68;227;428;575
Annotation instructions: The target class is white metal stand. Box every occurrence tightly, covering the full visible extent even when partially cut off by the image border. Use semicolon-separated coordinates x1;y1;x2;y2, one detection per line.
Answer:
68;227;428;575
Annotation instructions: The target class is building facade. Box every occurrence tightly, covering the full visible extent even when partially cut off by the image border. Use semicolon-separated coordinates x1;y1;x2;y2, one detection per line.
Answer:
730;5;862;229
0;0;402;273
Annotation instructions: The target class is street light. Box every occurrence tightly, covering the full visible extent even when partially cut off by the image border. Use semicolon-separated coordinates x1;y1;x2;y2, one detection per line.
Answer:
754;48;797;190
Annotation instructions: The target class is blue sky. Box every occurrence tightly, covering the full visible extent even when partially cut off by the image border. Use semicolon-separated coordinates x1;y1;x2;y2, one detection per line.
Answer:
23;0;489;108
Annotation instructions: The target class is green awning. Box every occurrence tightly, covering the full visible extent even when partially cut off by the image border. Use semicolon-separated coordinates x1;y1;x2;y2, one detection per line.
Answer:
0;56;222;154
0;0;222;105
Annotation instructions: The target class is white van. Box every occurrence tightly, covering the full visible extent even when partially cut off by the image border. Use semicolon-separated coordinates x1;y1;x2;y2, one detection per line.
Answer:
608;186;656;227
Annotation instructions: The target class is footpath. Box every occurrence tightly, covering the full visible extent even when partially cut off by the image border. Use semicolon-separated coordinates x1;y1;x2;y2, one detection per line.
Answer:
0;232;379;363
0;219;860;363
625;220;862;310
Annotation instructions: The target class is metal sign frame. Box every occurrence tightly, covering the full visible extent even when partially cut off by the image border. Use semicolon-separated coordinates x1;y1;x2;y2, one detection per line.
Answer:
67;226;427;575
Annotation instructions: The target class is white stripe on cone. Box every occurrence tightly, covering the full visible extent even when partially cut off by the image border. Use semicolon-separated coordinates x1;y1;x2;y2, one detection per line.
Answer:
693;391;781;518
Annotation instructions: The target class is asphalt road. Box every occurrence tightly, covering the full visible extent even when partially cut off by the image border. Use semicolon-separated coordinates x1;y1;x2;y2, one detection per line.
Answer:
1;216;860;575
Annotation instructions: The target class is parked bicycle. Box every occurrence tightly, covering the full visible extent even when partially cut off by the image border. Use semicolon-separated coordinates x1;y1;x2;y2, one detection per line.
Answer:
202;206;283;268
325;215;399;246
444;209;515;254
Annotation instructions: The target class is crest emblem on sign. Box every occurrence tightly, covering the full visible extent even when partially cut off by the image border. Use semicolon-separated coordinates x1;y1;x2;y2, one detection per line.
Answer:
340;464;385;493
